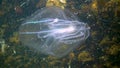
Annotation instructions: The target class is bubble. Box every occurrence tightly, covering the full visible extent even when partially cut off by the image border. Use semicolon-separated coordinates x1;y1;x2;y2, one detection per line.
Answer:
19;6;90;58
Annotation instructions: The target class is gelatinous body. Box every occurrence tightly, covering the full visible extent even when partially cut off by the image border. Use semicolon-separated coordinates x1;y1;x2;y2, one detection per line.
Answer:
19;6;90;58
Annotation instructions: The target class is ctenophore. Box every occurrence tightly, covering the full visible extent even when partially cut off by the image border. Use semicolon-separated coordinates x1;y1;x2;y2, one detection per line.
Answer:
19;6;90;58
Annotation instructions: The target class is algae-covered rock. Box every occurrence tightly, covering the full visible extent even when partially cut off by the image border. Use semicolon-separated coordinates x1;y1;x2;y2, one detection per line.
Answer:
46;0;66;9
78;51;93;62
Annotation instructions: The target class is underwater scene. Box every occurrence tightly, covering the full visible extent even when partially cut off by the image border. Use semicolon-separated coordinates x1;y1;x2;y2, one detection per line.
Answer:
0;0;120;68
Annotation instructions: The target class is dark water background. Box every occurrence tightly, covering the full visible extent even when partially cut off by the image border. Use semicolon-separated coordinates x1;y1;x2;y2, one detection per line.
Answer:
0;0;120;68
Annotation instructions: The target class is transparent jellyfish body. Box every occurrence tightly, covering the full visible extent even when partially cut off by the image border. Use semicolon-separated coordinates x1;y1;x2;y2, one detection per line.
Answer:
19;6;90;58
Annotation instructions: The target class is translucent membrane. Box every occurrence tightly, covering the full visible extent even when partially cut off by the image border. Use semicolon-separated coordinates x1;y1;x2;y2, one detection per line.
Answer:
19;6;90;58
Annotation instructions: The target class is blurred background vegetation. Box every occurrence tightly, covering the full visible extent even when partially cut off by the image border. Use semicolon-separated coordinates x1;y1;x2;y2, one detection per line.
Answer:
0;0;120;68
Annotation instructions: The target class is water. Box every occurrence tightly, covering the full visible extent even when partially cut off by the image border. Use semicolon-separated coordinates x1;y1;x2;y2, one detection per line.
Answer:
19;6;90;58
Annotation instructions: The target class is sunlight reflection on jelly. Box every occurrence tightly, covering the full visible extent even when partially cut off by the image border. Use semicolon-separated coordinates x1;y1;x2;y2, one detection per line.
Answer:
19;6;90;58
